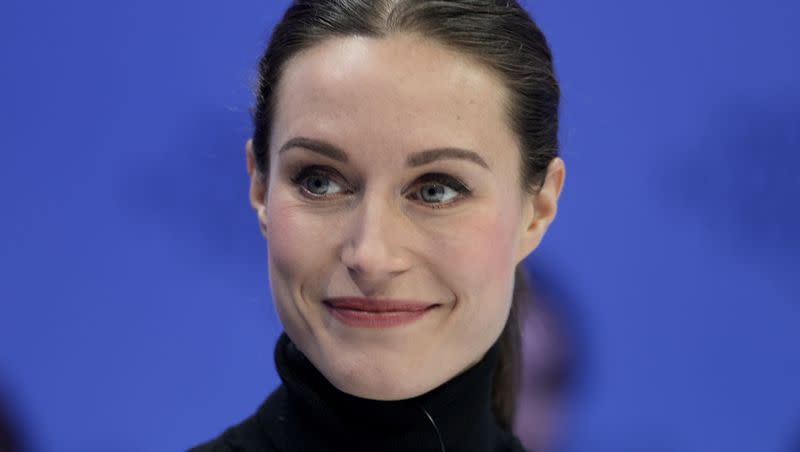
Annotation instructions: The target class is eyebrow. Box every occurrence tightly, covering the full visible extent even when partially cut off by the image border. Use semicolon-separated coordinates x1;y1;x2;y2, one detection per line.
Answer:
278;136;490;170
278;137;349;162
407;147;489;169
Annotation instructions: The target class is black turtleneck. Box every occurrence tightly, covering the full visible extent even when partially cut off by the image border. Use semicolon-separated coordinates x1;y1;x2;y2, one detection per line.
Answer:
189;333;529;452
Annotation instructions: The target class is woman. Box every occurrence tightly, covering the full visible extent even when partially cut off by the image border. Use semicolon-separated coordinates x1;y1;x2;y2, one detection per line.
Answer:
191;0;565;450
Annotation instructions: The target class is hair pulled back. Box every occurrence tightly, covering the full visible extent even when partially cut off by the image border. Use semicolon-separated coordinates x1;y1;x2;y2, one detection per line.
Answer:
252;0;560;430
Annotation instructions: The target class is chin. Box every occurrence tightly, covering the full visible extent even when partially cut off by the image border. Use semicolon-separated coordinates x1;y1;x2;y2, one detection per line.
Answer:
309;342;443;401
328;362;438;401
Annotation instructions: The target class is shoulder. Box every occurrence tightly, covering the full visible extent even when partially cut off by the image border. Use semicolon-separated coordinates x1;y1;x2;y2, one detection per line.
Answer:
186;386;289;452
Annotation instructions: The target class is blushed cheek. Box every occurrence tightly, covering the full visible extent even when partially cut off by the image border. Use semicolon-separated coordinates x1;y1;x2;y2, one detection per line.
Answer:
448;207;518;291
427;204;519;342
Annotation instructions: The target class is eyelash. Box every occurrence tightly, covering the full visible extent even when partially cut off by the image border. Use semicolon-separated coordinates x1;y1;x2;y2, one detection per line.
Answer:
289;165;471;209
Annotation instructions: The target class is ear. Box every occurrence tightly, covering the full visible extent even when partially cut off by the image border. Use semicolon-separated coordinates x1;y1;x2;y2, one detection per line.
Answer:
515;157;566;263
246;139;269;239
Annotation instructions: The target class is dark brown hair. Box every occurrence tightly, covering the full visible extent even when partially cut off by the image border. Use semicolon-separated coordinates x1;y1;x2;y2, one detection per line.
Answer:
251;0;559;430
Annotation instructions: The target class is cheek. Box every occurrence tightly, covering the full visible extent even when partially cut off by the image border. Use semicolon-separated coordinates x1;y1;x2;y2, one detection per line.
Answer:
264;193;335;295
431;203;519;347
265;204;305;274
438;205;518;288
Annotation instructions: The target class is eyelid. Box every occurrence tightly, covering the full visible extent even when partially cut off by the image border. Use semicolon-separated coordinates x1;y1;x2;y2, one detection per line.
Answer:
290;165;347;185
408;173;471;193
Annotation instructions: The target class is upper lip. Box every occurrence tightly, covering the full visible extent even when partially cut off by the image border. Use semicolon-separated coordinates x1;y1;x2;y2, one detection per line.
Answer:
324;297;439;313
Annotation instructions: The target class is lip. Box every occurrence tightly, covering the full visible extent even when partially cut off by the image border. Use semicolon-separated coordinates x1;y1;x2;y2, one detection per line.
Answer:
323;297;440;328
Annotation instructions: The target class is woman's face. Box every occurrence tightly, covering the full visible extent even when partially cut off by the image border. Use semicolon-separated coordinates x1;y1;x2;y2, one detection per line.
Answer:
247;33;563;400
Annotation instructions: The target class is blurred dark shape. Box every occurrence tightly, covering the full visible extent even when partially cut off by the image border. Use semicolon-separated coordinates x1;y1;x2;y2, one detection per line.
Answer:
514;263;580;452
0;390;25;452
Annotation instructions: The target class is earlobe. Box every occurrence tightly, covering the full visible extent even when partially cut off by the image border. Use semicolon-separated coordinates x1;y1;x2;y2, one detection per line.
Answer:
516;157;566;263
246;139;269;239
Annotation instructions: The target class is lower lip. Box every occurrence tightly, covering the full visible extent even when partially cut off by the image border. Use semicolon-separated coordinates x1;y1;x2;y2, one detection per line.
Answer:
324;303;438;328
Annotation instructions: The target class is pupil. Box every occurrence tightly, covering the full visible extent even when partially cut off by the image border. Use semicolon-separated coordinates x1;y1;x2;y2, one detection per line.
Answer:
307;176;328;194
422;185;444;202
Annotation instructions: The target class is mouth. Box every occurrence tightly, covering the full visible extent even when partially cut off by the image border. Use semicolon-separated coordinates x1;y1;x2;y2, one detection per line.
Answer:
323;297;441;328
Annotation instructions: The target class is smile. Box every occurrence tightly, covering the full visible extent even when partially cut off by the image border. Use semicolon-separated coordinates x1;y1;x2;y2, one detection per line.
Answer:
323;297;440;328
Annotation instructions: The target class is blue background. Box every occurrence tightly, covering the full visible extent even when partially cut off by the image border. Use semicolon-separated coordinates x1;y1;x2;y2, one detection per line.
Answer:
1;0;798;451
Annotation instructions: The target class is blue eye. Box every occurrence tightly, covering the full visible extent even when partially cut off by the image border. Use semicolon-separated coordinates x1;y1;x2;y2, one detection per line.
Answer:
408;173;471;208
303;173;336;195
417;184;459;204
291;166;346;198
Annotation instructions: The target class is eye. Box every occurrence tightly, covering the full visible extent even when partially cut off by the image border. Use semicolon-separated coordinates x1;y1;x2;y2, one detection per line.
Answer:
418;184;458;203
290;166;347;198
408;173;471;208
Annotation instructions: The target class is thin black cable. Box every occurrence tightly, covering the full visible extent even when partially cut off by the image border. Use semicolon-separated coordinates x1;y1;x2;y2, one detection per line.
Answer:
418;404;446;452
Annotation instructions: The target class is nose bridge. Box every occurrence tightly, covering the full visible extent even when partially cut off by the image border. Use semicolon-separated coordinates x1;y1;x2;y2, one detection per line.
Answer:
341;187;407;277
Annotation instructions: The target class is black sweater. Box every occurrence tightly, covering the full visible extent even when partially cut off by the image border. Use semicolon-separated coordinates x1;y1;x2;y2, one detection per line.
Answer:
189;333;529;452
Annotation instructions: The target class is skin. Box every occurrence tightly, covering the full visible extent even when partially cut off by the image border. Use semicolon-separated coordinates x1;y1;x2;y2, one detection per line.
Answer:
246;33;565;400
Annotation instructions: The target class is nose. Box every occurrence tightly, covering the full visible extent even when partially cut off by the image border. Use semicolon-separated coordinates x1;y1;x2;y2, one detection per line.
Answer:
339;192;411;290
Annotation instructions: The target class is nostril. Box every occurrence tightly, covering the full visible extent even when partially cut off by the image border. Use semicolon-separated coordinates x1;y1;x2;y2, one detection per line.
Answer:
346;264;363;277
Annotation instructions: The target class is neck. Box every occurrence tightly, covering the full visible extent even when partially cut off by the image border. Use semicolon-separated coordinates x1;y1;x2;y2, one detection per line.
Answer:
272;332;511;452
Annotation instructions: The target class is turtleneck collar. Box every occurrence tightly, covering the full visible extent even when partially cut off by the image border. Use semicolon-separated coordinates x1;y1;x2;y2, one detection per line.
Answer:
260;332;522;452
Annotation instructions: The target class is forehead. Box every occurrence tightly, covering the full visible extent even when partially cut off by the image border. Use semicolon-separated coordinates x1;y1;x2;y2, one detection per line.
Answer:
271;33;518;167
